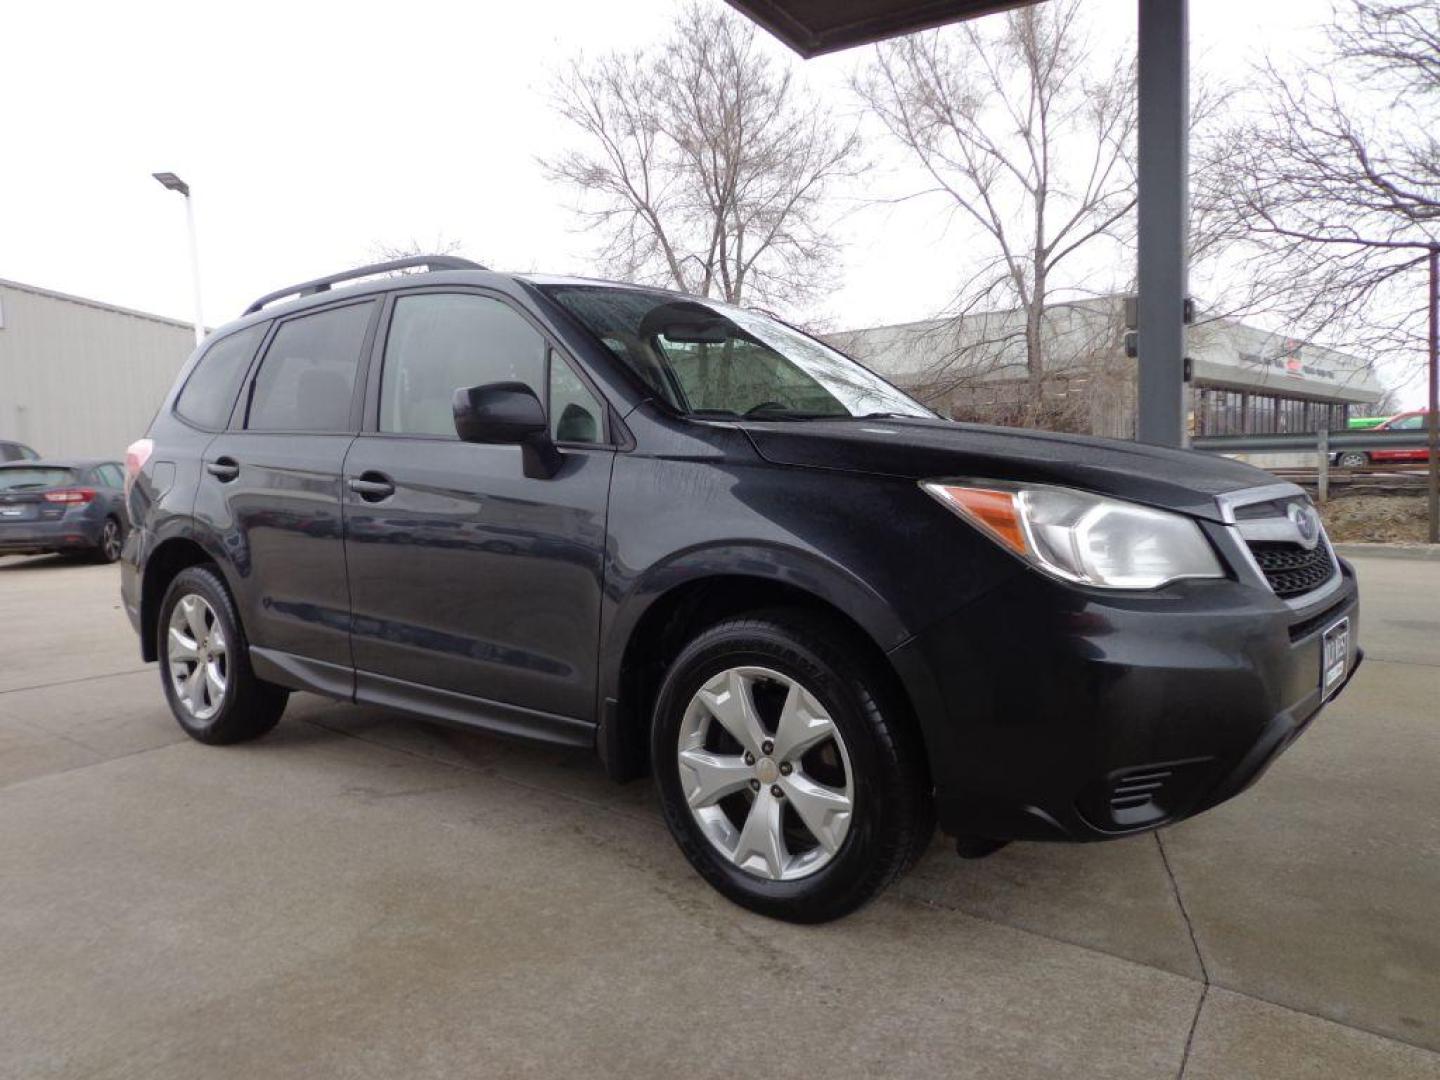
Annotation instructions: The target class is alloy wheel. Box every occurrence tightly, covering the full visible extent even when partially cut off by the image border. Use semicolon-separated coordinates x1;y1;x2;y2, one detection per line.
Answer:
167;594;229;721
101;520;122;561
676;666;854;881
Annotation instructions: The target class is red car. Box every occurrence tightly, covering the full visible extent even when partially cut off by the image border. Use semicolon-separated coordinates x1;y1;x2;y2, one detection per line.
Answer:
1336;410;1431;468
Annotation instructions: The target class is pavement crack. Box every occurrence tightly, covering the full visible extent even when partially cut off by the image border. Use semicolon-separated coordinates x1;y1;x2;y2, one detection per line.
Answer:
1176;983;1209;1080
1156;830;1210;984
0;666;151;696
1156;830;1211;1079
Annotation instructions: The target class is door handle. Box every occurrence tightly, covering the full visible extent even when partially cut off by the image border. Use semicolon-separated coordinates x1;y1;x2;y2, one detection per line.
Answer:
348;473;395;501
205;457;240;482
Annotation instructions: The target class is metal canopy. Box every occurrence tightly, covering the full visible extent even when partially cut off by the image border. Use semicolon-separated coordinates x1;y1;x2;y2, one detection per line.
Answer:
724;0;1037;58
728;0;1192;449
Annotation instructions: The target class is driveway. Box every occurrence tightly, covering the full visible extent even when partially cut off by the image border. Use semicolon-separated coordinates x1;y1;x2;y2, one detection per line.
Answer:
1;553;1437;1079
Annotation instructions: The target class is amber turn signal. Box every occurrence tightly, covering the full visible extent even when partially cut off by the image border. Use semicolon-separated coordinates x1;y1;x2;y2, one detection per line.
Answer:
922;485;1030;556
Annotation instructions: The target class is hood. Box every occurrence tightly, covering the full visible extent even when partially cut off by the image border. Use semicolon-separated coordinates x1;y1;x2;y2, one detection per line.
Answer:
741;416;1283;522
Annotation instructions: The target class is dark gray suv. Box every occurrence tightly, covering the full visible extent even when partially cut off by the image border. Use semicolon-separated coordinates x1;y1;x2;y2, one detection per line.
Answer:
120;257;1360;922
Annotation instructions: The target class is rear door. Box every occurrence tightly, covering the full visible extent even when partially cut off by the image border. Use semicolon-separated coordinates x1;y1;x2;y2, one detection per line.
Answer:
92;463;128;524
195;298;380;671
342;288;614;727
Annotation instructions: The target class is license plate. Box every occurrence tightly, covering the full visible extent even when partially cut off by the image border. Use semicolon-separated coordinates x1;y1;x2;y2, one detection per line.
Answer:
1321;617;1351;699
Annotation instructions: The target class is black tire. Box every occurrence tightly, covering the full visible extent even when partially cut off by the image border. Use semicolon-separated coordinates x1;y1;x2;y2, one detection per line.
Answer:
1337;451;1369;470
92;516;123;564
651;610;934;923
157;564;288;745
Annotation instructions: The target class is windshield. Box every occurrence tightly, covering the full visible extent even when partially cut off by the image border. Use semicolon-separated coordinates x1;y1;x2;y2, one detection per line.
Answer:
0;467;75;491
541;285;933;420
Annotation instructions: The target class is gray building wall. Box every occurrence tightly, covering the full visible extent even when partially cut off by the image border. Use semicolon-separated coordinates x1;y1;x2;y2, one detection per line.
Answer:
0;279;197;460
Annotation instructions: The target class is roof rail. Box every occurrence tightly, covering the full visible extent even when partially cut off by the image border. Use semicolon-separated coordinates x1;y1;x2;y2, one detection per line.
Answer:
242;255;488;316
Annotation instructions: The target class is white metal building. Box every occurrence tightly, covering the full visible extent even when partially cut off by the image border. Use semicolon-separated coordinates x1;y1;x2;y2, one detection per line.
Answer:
829;297;1386;439
0;278;198;460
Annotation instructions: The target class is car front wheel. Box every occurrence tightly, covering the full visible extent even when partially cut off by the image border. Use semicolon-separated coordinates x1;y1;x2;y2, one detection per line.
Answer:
652;611;933;923
1337;450;1369;469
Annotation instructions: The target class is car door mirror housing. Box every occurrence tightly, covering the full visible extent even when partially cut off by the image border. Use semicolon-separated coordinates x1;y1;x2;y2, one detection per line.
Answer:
452;381;562;479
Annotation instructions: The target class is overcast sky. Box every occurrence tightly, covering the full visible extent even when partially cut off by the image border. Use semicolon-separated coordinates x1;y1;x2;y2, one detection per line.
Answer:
6;0;1382;390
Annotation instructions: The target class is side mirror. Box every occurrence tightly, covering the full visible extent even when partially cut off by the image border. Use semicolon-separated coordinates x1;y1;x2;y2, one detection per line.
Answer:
452;381;562;480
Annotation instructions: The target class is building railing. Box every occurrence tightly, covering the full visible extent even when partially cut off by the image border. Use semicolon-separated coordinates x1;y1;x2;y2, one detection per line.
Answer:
1191;428;1432;503
1190;429;1430;454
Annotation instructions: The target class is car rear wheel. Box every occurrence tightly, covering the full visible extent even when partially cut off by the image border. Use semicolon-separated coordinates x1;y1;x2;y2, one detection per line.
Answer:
1337;450;1369;469
651;610;933;923
158;565;288;744
93;517;123;563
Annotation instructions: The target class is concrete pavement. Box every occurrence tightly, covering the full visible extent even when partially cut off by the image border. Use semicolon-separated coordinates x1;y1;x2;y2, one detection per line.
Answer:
1;553;1437;1079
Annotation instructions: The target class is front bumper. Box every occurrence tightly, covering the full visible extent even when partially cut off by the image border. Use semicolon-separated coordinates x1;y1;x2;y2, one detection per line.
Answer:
0;514;104;555
890;558;1361;842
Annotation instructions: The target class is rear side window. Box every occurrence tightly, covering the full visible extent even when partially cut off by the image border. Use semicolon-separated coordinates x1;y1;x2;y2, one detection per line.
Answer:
175;325;266;430
96;464;124;488
247;302;375;432
380;293;546;436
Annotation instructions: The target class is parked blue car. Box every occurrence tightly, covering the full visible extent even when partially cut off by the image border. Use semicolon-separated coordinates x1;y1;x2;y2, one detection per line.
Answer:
0;459;129;562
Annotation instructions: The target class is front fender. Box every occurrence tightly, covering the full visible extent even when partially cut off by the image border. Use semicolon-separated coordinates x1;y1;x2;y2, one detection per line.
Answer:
597;539;908;708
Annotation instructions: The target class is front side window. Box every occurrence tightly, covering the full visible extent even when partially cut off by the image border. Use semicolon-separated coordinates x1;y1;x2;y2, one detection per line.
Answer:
541;285;931;421
247;302;374;432
1389;413;1424;430
175;324;267;430
381;293;547;436
549;350;605;444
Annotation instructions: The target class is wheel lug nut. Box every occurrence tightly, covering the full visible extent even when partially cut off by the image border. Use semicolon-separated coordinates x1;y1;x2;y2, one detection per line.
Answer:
761;740;774;755
744;752;755;766
749;779;761;792
779;762;792;776
771;785;784;798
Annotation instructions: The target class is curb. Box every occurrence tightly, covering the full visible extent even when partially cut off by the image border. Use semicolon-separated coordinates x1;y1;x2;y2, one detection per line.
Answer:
1333;542;1440;561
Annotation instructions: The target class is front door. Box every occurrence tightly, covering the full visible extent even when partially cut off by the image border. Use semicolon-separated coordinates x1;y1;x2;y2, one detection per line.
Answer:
343;290;614;722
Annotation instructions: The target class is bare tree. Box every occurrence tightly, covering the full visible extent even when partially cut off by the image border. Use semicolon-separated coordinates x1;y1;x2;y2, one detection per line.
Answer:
852;0;1136;407
543;2;861;309
1199;1;1439;376
369;236;481;264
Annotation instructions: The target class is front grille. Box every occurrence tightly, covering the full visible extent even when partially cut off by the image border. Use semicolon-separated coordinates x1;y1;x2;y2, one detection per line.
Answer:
1248;540;1336;599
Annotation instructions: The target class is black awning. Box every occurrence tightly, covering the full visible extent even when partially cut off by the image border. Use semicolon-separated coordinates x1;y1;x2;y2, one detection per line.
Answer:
725;0;1038;57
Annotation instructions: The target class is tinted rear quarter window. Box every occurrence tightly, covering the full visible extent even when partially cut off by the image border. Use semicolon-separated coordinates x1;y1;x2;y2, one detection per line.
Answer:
175;324;267;430
248;302;375;432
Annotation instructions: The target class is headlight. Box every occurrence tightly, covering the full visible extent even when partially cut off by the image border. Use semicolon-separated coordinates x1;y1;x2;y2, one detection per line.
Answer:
921;480;1224;590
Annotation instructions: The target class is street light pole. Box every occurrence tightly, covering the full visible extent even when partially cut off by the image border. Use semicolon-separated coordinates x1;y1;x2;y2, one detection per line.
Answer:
1428;244;1438;545
152;172;205;345
1135;0;1190;448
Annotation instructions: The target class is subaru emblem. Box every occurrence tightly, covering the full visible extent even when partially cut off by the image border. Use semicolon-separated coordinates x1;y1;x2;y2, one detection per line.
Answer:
1287;502;1320;549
